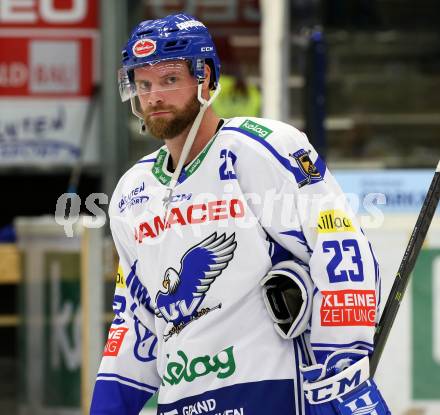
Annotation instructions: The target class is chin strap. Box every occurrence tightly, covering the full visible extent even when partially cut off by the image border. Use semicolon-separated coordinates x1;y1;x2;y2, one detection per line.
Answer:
129;97;148;135
162;83;221;209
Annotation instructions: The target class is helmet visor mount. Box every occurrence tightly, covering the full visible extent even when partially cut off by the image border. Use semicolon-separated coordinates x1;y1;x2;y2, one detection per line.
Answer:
118;58;200;102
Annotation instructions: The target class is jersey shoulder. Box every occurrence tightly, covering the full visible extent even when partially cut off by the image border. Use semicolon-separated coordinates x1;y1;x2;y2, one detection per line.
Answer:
219;117;315;173
109;146;163;217
221;116;310;155
219;117;327;186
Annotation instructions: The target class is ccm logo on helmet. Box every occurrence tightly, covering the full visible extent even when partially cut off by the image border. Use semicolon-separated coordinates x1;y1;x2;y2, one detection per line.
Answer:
133;39;156;58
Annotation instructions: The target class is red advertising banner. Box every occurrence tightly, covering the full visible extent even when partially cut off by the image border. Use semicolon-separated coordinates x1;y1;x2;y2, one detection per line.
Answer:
0;36;94;97
0;0;98;28
0;0;99;165
103;327;129;357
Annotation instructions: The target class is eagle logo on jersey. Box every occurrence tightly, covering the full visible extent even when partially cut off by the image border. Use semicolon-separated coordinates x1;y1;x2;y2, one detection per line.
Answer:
155;232;237;332
290;148;323;188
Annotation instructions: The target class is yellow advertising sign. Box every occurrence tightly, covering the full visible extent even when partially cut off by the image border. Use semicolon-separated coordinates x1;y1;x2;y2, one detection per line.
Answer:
318;210;355;233
116;264;126;288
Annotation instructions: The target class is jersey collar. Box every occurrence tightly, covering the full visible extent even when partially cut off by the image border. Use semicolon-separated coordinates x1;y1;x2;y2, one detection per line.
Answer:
151;119;228;186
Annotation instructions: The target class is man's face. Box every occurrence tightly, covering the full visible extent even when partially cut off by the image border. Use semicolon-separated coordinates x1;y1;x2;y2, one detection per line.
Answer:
134;60;200;140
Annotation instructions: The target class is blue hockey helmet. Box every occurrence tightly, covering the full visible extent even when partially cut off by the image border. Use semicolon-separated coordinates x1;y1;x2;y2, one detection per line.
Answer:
118;13;221;102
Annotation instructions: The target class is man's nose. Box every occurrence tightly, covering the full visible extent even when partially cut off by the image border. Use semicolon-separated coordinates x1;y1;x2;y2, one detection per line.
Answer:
147;89;164;106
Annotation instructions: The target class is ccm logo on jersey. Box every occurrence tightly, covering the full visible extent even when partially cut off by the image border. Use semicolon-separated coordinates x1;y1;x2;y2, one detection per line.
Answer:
318;210;354;233
103;327;128;356
135;199;245;242
320;290;376;326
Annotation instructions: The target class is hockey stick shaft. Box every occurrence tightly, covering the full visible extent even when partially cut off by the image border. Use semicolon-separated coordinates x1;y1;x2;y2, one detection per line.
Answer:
370;161;440;377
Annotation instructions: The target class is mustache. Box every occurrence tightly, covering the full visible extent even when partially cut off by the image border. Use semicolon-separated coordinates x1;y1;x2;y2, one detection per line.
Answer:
145;106;175;116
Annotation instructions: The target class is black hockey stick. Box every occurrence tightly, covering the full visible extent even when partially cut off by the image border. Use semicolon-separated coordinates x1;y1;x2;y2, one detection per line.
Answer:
370;161;440;377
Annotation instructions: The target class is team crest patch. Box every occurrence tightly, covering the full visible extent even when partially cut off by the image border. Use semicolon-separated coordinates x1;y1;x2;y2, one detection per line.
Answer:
290;149;323;188
155;232;237;340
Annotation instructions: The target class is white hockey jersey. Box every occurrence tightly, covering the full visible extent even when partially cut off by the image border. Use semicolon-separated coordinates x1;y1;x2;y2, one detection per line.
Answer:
91;117;381;415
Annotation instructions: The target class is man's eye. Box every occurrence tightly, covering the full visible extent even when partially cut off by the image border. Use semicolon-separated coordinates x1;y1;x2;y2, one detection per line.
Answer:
136;81;151;91
165;76;177;84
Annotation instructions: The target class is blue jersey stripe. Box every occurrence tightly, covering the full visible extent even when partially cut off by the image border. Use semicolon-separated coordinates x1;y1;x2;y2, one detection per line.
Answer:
91;379;155;414
96;372;158;392
265;232;293;265
314;154;326;177
137;158;156;164
311;340;374;350
125;260;138;287
222;126;295;175
157;379;295;415
280;229;313;255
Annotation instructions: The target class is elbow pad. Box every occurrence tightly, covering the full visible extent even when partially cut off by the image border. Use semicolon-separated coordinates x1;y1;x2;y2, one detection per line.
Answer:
260;260;313;339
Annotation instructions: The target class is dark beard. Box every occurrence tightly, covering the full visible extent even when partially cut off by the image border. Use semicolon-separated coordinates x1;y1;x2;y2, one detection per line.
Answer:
144;94;200;140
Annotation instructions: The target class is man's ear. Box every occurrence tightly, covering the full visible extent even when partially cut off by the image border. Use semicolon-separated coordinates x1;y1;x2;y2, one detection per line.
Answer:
203;63;212;90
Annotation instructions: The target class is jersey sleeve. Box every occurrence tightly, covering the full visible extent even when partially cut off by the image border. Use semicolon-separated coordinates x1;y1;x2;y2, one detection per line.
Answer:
90;186;161;414
234;119;380;365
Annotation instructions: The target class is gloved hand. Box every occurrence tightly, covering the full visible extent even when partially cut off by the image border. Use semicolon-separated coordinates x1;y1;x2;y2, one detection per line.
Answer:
260;260;313;339
301;349;391;415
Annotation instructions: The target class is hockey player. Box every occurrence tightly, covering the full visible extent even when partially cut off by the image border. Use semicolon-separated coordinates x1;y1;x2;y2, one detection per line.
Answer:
91;13;391;415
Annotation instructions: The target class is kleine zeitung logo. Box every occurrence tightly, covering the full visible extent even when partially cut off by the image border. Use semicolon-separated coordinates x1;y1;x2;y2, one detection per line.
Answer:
320;290;376;327
103;327;128;356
